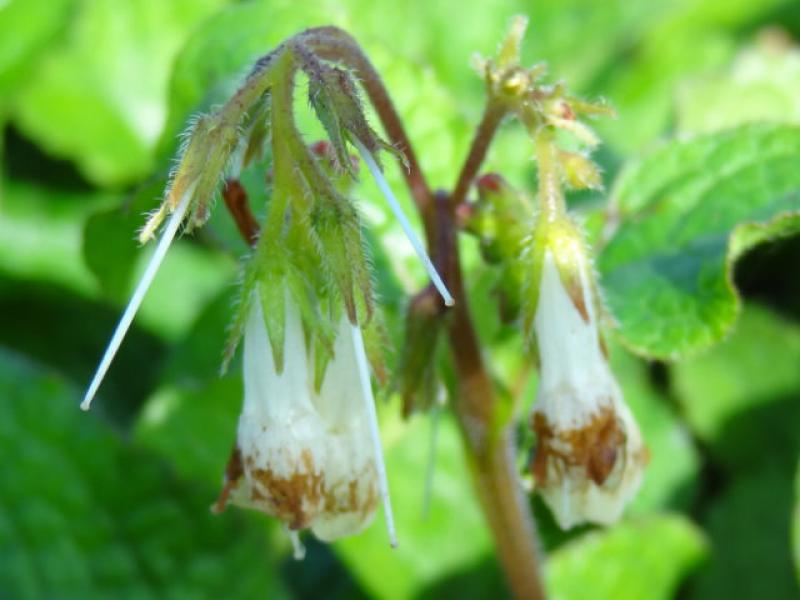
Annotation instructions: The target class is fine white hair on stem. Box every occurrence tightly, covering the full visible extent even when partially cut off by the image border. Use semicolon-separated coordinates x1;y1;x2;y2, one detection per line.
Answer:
350;324;398;548
352;139;454;307
80;183;196;411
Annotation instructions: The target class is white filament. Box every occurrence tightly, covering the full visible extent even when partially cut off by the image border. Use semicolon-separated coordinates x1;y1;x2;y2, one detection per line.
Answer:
80;185;196;411
350;324;398;548
288;529;306;561
353;139;454;307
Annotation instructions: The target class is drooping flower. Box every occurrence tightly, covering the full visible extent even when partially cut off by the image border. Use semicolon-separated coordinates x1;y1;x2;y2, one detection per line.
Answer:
213;289;392;554
79;37;454;557
527;223;648;530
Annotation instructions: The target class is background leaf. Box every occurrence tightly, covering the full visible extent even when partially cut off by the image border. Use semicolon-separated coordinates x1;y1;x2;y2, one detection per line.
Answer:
684;468;799;600
0;348;288;599
0;0;74;107
599;123;800;359
672;303;800;470
676;33;800;134
11;0;228;186
545;515;708;600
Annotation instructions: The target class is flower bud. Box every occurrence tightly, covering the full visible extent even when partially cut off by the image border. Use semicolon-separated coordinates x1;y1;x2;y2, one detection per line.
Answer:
216;291;380;541
559;151;603;190
528;229;647;529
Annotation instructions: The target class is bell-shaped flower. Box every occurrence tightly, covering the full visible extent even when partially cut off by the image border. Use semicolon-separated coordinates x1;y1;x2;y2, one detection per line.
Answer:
529;245;647;530
214;289;395;554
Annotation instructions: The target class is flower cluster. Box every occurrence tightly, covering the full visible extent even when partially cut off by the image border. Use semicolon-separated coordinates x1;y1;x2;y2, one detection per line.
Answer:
80;31;453;555
80;19;648;564
466;16;648;529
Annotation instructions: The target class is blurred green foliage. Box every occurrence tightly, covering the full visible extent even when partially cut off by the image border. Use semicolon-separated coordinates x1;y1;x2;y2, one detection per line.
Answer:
1;0;799;598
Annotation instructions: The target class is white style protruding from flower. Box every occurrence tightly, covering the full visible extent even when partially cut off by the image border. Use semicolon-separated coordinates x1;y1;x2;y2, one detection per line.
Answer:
81;181;197;411
352;138;454;307
217;290;396;550
530;250;646;530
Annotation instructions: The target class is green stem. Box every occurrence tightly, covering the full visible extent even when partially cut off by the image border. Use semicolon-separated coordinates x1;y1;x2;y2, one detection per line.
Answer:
437;196;546;600
533;128;565;221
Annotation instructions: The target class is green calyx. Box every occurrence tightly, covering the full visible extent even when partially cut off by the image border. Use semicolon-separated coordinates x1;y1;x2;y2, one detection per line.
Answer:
521;214;597;338
217;38;402;385
461;173;534;322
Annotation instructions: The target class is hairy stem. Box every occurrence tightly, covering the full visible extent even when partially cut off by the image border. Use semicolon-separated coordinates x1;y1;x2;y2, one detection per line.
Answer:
533;128;566;220
300;27;433;217
436;196;546;600
450;101;507;210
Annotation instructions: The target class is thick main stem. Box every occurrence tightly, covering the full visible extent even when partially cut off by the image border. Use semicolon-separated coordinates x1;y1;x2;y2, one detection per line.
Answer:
439;196;546;599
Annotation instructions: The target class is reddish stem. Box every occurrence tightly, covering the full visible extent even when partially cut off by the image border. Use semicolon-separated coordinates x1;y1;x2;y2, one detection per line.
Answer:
450;101;507;210
222;179;259;246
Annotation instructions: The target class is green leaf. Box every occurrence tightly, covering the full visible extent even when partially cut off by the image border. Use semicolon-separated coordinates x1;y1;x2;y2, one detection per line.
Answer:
546;515;708;600
591;0;785;153
0;176;236;342
0;276;166;426
12;0;227;186
672;303;800;471
0;0;74;102
676;36;800;135
610;346;700;514
685;468;799;600
134;289;243;487
135;377;241;489
599;123;800;359
335;411;493;600
82;193;152;304
0;179;117;295
0;348;288;599
794;460;800;586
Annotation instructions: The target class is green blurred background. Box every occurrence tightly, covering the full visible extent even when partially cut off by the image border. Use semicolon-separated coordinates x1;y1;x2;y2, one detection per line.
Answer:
1;0;800;598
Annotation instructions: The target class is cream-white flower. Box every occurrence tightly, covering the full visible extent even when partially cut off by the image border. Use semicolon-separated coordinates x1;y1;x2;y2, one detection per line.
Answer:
215;291;395;548
530;250;647;530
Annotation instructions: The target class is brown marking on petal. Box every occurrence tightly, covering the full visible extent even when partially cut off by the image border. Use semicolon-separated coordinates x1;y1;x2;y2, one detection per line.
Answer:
599;333;609;359
563;275;590;323
212;445;244;514
531;406;626;487
348;479;358;510
238;448;379;532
